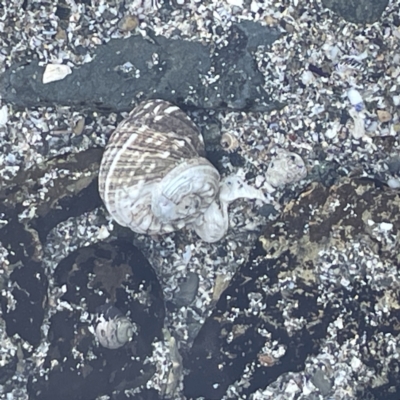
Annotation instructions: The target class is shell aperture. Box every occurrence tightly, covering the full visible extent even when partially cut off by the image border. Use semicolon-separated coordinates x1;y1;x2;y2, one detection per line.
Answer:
192;176;266;243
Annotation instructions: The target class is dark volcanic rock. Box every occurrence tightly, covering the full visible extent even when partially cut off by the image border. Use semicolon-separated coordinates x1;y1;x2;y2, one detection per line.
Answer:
184;177;400;399
0;206;48;347
321;0;389;24
1;259;48;347
28;240;165;400
0;21;281;113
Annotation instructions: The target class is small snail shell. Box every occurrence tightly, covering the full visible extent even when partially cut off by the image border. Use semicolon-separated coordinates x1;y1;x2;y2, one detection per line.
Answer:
220;132;239;152
94;304;135;349
99;99;220;236
265;150;307;187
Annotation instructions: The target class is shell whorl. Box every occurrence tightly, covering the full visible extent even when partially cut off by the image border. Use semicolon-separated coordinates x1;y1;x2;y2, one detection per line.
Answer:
98;99;220;236
94;304;135;349
152;158;220;224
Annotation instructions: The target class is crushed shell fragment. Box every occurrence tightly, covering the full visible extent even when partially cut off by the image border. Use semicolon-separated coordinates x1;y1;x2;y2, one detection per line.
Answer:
265;150;307;187
42;64;72;84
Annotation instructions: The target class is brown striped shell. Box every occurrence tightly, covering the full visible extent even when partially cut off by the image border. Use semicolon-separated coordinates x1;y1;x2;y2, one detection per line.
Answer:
98;100;220;236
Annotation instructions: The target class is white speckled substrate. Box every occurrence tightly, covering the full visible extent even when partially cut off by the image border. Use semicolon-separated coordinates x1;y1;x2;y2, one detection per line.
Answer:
1;0;400;399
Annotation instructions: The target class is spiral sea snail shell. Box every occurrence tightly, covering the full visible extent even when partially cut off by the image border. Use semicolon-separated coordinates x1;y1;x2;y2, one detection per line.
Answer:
94;304;135;349
220;132;240;152
98;99;266;243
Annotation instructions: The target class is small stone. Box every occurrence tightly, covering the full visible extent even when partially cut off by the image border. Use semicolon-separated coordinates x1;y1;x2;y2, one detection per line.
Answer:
118;15;139;32
55;28;67;42
325;121;340;139
173;272;199;307
380;222;393;231
264;15;278;26
311;369;332;396
73;117;85;135
300;70;315;85
387;156;400;174
0;105;8;127
284;22;295;33
388;177;400;189
42;64;72;84
55;4;71;20
97;225;110;240
226;0;243;6
377;109;392;123
351;356;362;371
258;204;279;218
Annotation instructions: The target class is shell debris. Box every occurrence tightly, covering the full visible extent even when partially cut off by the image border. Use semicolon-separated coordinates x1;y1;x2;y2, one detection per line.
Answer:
347;88;364;112
377;109;392;123
2;0;400;399
0;104;8;127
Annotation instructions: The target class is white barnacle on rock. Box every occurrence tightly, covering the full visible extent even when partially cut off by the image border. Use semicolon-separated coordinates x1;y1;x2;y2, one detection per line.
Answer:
98;99;267;242
265;149;307;187
94;304;135;349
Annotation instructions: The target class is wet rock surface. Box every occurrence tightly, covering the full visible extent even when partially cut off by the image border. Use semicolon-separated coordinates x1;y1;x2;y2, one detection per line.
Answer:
3;157;400;399
28;241;165;400
0;21;281;113
1;0;400;399
0;152;165;398
184;178;400;399
321;0;389;24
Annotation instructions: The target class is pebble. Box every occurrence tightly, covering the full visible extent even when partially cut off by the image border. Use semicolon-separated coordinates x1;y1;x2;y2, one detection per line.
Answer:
173;272;200;307
118;14;139;32
300;70;315;85
0;105;8;126
42;64;72;84
73;117;85;135
310;369;332;396
347;88;364;112
377;109;392;123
